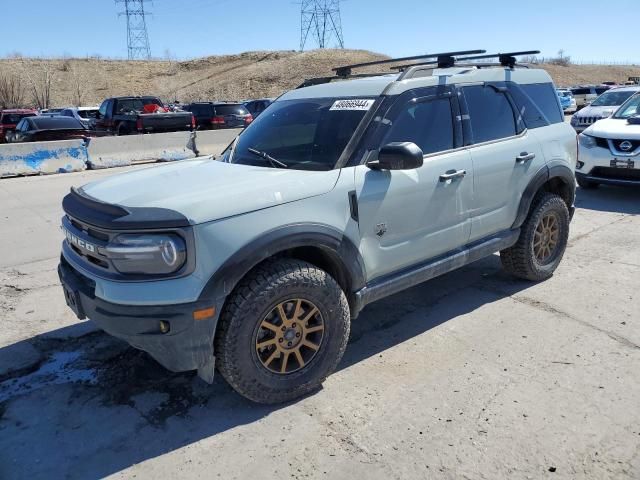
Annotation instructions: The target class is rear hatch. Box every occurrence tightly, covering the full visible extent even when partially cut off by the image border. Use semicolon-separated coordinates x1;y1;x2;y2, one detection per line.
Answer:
214;104;252;128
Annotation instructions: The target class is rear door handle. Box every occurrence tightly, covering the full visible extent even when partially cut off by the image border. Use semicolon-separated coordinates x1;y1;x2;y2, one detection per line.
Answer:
439;169;467;182
516;152;536;163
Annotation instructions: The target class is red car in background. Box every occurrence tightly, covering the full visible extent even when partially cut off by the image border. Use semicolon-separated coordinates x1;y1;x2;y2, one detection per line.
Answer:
0;109;38;143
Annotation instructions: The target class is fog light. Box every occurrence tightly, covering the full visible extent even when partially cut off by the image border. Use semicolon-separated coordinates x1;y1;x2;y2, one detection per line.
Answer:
576;160;584;170
159;320;170;334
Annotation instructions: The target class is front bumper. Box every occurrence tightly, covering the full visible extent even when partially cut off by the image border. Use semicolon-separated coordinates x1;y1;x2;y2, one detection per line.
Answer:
58;256;220;375
577;144;640;186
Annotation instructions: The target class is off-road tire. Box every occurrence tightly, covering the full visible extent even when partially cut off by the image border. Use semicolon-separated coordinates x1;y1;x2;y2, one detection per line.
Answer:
500;193;570;281
577;176;599;189
215;258;350;404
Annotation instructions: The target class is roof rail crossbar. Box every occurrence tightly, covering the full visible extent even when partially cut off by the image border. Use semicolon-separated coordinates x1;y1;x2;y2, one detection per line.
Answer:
391;50;541;72
296;72;394;89
332;49;486;77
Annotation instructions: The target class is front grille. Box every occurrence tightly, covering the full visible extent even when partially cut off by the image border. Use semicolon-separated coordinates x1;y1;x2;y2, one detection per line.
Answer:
63;215;114;272
591;167;640;181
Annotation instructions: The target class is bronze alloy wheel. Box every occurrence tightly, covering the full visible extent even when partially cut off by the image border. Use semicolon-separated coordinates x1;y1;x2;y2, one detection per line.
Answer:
255;298;325;375
533;212;560;264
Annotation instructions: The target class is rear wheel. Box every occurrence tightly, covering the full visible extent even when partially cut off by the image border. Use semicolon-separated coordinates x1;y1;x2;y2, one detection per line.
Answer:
500;193;570;281
577;176;599;189
215;259;350;404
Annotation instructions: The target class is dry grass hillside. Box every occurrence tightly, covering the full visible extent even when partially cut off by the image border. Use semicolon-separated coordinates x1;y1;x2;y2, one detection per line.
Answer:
1;49;639;108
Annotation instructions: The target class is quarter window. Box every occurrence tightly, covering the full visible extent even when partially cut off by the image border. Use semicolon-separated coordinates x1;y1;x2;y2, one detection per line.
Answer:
463;85;516;143
383;97;454;154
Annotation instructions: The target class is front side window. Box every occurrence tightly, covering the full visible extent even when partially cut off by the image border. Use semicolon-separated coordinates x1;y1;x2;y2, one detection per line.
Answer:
463;85;516;143
226;98;370;171
382;97;454;154
98;101;108;117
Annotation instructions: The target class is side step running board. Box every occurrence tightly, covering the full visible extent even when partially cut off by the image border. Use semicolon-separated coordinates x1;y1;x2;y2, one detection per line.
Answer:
353;229;520;315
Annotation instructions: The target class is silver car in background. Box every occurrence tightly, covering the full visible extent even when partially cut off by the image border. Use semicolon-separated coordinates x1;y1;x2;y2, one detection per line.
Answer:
58;107;100;129
570;86;640;133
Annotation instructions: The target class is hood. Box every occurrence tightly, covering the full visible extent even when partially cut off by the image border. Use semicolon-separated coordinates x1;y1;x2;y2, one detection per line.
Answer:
80;159;341;224
584;118;640;139
574;105;616;119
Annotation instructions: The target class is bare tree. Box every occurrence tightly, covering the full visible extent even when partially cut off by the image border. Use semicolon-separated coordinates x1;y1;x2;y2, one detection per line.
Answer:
17;60;55;109
68;63;89;107
549;49;572;67
0;71;25;108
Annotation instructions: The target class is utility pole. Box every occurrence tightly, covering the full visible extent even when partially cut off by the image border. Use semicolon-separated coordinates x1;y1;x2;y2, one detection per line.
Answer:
115;0;152;60
300;0;345;51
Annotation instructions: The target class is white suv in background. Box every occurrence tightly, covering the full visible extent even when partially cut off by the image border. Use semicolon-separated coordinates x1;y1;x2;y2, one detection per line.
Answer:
576;92;640;188
571;86;640;133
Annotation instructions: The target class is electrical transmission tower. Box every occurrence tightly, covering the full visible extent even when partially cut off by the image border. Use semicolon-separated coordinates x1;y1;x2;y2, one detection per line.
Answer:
300;0;345;51
115;0;152;60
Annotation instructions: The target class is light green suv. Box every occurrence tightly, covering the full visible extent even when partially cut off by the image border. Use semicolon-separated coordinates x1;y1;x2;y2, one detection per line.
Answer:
58;50;577;403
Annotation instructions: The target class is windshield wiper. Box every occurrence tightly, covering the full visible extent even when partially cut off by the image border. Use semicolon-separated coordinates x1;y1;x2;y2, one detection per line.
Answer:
247;148;288;168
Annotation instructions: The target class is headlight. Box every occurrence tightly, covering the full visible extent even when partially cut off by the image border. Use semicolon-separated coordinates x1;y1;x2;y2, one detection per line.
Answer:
578;133;597;149
570;116;579;125
104;233;187;274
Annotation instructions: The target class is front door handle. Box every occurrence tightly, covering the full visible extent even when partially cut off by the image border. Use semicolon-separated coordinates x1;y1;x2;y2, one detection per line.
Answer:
516;152;536;163
439;169;467;182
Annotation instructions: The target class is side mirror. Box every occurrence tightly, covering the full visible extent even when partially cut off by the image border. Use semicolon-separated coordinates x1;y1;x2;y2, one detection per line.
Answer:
367;142;424;171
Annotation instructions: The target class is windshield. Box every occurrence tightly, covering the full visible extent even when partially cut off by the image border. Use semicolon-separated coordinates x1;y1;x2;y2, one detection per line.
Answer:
614;93;640;119
591;90;636;107
225;97;371;171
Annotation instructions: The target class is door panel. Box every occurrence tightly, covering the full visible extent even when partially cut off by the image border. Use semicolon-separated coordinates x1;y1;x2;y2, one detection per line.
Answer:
355;149;473;281
468;132;546;241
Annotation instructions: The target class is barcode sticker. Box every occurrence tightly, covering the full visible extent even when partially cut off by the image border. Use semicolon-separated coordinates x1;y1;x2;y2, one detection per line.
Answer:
329;99;375;111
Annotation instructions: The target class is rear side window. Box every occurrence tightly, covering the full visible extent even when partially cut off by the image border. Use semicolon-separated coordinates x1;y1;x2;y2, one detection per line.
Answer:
383;97;454;154
520;83;563;124
463;85;516;143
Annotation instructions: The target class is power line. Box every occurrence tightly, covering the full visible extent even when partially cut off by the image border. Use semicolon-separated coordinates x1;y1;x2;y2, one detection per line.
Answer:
115;0;152;60
300;0;344;51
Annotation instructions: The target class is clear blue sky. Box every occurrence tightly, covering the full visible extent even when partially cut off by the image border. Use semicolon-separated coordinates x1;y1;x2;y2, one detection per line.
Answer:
2;0;639;63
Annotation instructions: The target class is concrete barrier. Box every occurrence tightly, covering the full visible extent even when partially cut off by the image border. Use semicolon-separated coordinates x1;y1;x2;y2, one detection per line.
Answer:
87;131;196;169
0;140;87;177
194;129;241;156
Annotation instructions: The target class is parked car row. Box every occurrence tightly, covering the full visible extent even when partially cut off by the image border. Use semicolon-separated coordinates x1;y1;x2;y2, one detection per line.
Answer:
0;95;273;143
571;86;640;132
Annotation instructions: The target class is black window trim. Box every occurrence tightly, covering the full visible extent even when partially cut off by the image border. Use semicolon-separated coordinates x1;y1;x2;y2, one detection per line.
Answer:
349;85;462;167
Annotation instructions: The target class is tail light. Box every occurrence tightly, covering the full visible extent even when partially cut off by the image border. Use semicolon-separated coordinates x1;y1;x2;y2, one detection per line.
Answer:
244;114;254;125
136;118;144;131
212;116;225;125
191;115;196;129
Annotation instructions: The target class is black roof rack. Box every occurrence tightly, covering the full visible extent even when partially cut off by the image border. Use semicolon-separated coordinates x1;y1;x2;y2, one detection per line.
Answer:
391;50;541;72
332;50;486;77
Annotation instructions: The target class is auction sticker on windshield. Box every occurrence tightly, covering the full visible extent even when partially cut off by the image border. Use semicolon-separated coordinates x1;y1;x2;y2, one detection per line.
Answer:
330;99;375;111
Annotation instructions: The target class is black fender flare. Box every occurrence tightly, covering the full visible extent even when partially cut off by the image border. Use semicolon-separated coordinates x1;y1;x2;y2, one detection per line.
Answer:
198;223;366;303
512;162;576;229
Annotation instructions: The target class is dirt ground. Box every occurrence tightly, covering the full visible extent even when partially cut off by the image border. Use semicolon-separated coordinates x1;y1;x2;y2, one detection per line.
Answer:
1;50;639;108
0;165;639;479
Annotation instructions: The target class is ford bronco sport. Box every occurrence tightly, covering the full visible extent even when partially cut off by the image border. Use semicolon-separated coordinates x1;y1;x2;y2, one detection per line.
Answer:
58;50;577;404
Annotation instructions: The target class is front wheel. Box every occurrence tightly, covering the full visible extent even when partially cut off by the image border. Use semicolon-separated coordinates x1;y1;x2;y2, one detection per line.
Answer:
215;259;350;404
500;193;570;281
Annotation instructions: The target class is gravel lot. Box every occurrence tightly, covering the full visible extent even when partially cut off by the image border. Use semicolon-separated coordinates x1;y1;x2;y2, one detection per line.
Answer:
0;165;638;479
